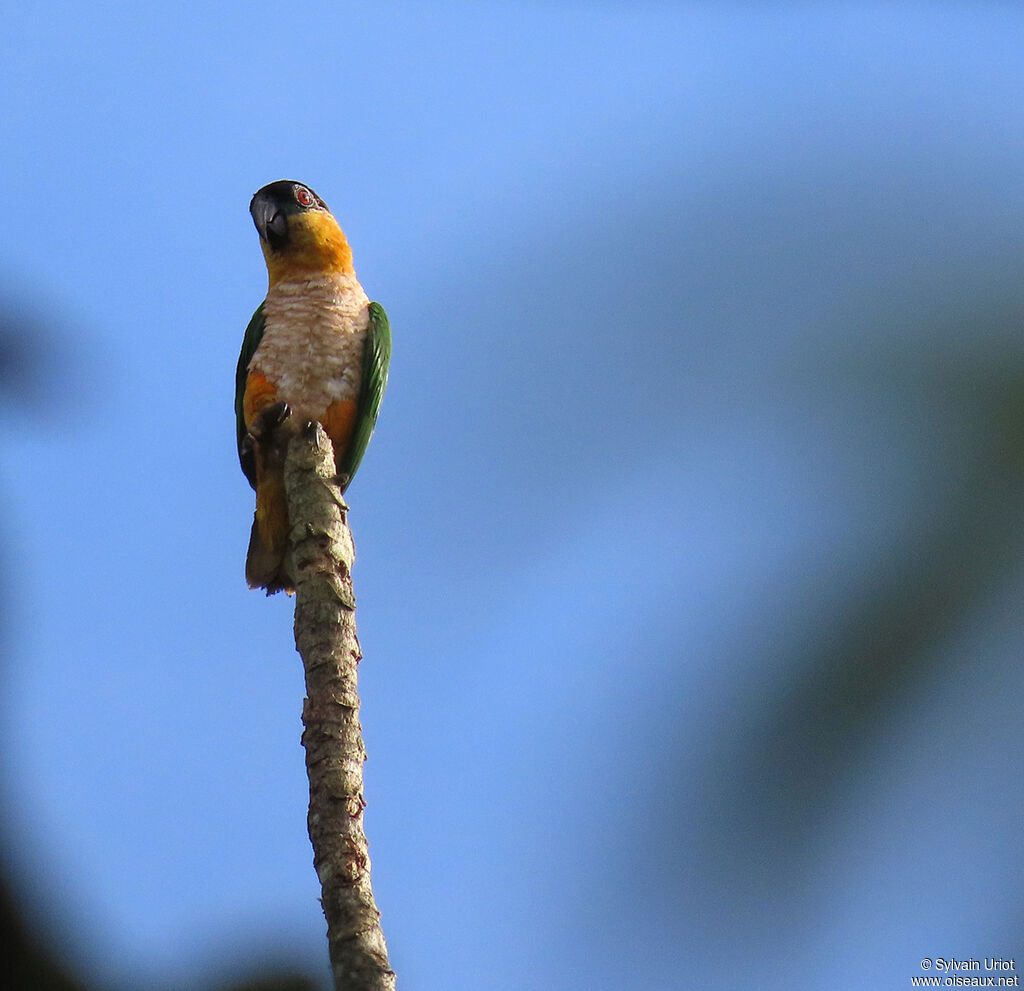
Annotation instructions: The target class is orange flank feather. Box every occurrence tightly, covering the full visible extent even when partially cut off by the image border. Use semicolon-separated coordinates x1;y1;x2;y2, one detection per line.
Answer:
253;475;289;555
241;371;289;590
260;211;354;287
322;398;358;469
242;371;278;426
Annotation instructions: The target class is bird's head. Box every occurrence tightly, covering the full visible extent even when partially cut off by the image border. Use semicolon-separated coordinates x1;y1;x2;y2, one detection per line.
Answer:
249;180;353;285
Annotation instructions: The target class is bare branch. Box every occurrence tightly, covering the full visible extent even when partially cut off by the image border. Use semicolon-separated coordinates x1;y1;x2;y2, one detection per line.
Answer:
283;422;395;991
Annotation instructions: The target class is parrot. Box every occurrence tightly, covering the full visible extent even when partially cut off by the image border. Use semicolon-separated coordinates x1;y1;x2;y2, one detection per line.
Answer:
235;180;390;594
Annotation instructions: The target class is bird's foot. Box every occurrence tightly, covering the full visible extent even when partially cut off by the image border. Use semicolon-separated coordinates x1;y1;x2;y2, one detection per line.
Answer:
251;401;292;440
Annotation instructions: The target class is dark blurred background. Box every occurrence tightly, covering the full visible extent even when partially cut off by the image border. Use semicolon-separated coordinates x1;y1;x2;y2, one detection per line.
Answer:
1;4;1021;989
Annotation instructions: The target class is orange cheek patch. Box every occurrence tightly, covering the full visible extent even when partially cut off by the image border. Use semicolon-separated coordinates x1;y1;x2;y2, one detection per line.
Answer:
243;372;278;428
265;213;354;286
321;399;358;466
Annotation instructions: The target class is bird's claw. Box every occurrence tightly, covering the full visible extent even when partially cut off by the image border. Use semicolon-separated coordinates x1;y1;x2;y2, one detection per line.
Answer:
251;401;292;439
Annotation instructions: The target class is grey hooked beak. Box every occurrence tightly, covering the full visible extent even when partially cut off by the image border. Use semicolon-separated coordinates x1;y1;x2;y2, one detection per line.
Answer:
250;192;288;248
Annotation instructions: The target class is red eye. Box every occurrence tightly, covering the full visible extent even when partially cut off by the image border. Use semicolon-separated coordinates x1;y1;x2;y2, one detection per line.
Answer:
295;187;314;207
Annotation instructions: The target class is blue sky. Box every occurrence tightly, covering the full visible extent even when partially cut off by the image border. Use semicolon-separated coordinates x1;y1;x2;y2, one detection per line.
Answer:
2;3;1023;989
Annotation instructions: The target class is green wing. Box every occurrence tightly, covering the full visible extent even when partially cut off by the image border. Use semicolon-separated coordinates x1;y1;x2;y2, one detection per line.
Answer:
338;301;391;491
235;302;266;489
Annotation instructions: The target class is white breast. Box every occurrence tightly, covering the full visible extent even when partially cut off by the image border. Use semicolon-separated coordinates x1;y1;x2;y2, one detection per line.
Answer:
253;273;371;419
